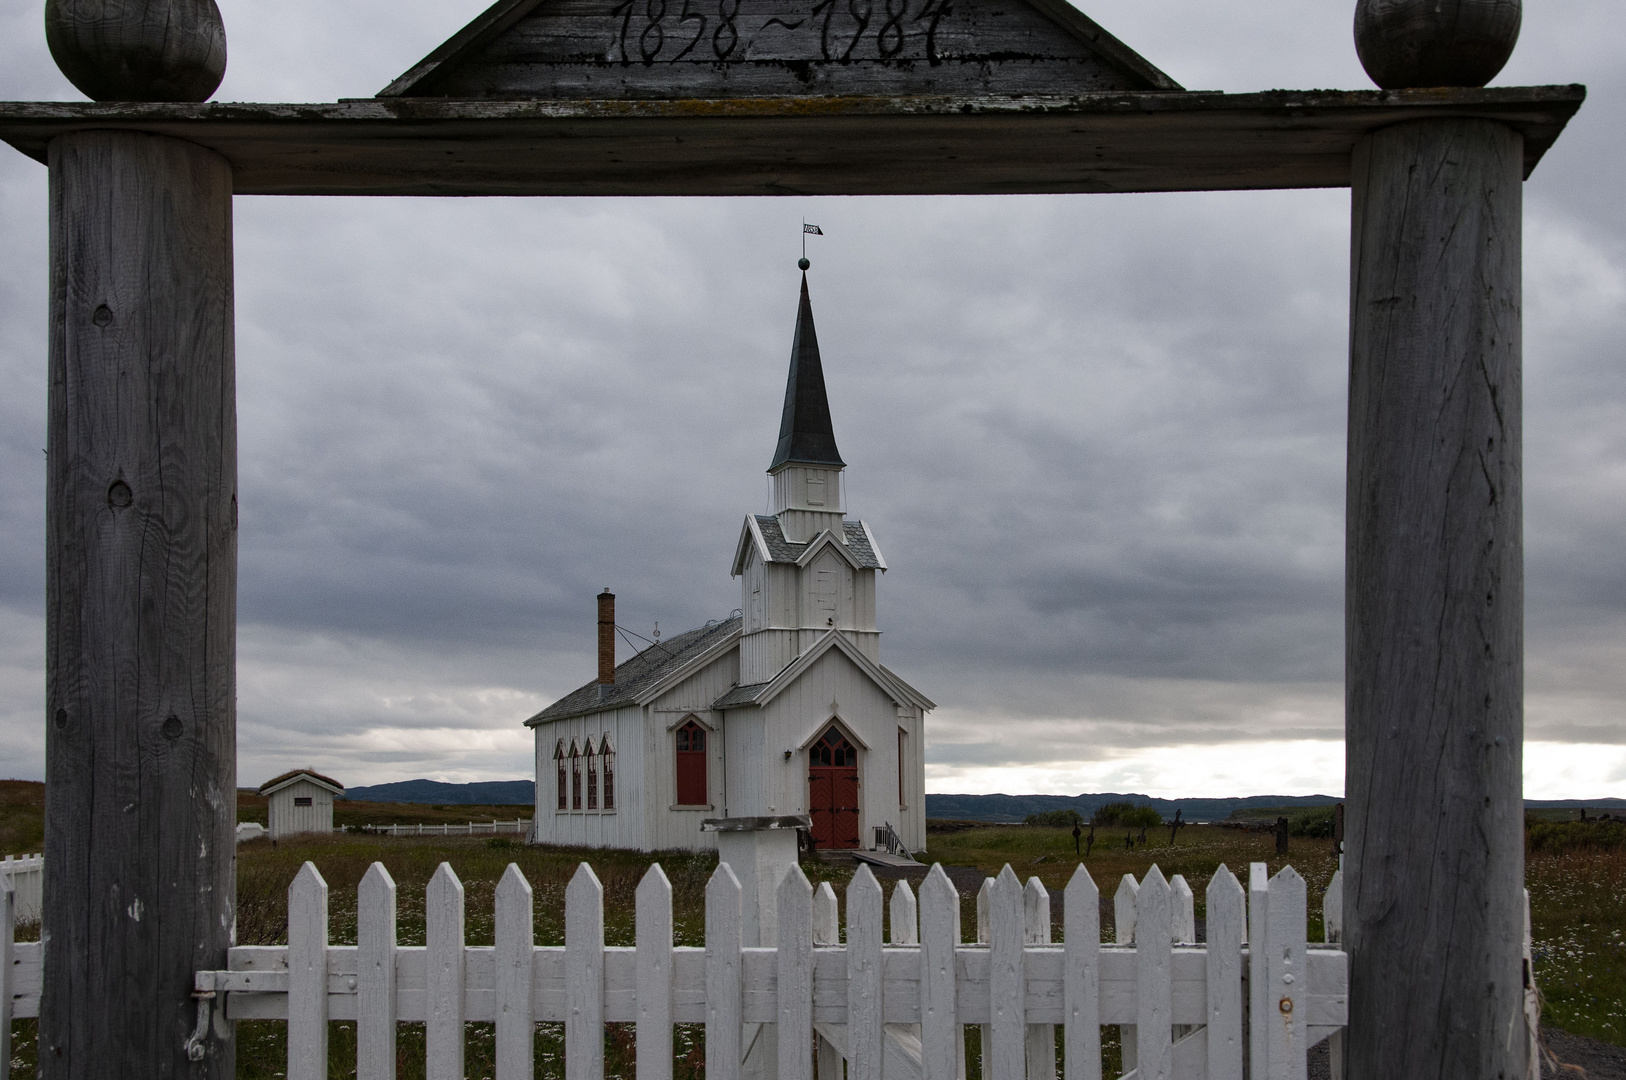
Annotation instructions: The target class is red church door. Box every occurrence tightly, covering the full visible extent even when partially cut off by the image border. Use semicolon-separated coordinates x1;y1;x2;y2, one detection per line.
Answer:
808;727;860;849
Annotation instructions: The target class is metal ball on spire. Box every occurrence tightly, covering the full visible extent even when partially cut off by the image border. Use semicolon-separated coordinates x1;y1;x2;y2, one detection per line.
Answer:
45;0;227;102
798;257;810;270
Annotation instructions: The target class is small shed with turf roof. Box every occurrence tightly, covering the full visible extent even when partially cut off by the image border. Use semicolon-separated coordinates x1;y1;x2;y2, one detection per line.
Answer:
258;769;345;839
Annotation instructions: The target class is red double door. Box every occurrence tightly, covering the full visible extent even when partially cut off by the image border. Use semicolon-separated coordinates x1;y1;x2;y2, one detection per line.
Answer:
808;727;859;849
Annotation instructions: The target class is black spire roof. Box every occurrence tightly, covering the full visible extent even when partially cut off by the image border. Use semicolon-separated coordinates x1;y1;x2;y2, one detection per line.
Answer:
769;274;845;471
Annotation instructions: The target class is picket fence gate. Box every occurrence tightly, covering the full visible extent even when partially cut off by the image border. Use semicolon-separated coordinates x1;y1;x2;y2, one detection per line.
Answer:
0;858;1347;1080
0;855;40;923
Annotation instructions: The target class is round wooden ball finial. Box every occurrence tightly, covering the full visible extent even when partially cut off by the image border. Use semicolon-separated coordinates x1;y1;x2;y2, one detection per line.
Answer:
1355;0;1521;90
46;0;227;102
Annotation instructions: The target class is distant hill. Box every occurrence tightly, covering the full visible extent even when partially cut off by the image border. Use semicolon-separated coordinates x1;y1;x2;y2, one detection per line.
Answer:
925;792;1626;823
343;779;535;806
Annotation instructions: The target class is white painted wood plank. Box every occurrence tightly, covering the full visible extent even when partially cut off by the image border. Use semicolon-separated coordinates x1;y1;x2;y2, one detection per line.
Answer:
357;862;398;1080
1062;864;1101;1080
1170;876;1195;945
426;862;467;1080
288;862;330;1080
816;1031;843;1080
566;863;605;1080
1115;873;1140;1075
847;865;885;1080
495;863;535;1080
1025;876;1057;1080
637;864;675;1080
778;865;815;1080
813;882;839;946
1524;889;1538;1080
891;881;918;946
919;865;963;1080
987;865;1026;1080
1135;867;1172;1080
1324;868;1346;1080
977;876;993;1076
1;882;13;1076
1206;864;1245;1080
1249;862;1269;1080
707;863;743;1080
1263;867;1307;1080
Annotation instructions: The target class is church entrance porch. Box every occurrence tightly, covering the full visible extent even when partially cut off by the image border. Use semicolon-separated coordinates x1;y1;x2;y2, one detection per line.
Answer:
808;727;860;849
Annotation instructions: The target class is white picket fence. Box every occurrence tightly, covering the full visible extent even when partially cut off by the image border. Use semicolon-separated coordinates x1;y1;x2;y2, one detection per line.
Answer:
0;855;41;923
177;857;1342;1080
364;819;532;837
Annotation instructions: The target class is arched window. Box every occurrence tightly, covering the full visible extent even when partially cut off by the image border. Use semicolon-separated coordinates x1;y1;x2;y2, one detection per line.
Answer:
555;741;567;811
571;742;582;811
601;738;616;811
675;720;708;806
585;737;599;810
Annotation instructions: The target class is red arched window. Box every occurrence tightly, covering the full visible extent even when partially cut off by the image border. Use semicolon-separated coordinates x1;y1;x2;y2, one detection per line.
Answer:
585;738;599;810
601;739;616;811
675;720;707;806
555;741;567;811
570;742;582;811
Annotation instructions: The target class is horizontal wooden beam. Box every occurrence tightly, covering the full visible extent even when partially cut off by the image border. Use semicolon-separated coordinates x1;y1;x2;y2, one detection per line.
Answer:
0;85;1583;196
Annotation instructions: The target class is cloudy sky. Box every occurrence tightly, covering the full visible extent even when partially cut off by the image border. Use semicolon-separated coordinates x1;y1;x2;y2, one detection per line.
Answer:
0;0;1621;799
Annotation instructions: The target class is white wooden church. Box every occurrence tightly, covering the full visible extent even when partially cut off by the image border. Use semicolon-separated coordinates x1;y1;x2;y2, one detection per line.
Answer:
526;273;932;853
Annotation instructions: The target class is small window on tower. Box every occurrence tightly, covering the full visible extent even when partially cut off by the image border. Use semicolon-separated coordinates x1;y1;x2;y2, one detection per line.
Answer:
294;796;312;807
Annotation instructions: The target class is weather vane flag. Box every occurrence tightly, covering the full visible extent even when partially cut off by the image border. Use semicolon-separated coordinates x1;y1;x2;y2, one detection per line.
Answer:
801;221;823;268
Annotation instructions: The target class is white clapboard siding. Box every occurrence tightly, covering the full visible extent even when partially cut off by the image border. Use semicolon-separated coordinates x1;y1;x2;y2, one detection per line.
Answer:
0;857;1344;1080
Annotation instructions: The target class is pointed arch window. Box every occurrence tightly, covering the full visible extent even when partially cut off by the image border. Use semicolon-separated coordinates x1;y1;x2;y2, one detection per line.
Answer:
675;720;708;806
555;741;568;811
601;737;616;811
585;737;599;810
570;742;583;811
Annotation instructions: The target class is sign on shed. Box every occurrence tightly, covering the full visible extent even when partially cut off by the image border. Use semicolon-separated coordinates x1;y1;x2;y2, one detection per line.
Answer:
378;0;1180;99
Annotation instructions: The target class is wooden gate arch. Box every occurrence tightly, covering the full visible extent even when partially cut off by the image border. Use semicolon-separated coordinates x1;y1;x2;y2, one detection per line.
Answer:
0;0;1584;1075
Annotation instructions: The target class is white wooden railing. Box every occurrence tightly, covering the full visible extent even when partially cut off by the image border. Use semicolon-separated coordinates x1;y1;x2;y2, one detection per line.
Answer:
363;819;532;837
0;856;1346;1079
0;855;41;924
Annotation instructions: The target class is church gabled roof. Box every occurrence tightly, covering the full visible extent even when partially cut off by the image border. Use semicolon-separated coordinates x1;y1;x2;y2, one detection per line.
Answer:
711;628;935;712
733;515;886;575
770;274;844;471
526;616;741;725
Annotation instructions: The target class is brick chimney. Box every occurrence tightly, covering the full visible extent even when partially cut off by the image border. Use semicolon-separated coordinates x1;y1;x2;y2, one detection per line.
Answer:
598;590;616;685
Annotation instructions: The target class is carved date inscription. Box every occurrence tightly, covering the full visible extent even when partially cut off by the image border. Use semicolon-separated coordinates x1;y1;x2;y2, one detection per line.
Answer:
605;0;952;64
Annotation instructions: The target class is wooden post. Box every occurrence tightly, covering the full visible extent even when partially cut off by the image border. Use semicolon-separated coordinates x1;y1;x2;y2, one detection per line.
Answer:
42;129;236;1080
1346;116;1525;1080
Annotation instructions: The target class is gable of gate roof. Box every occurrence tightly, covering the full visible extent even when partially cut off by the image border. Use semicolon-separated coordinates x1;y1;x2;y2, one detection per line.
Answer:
379;0;1179;101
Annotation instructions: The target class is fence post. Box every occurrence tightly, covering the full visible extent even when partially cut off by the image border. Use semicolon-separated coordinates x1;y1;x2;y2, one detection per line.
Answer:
1262;867;1307;1080
919;865;964;1080
1063;865;1100;1080
1024;877;1056;1080
847;865;885;1080
1136;867;1173;1080
1115;873;1140;1073
1206;865;1245;1080
427;863;467;1080
358;862;398;1080
707;863;744;1080
778;865;814;1080
977;877;993;1075
566;863;604;1080
288;862;329;1080
496;864;535;1080
638;864;675;1080
812;880;841;1079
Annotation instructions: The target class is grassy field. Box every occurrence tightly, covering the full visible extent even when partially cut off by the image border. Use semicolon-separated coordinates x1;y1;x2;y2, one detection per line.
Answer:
4;782;1623;1075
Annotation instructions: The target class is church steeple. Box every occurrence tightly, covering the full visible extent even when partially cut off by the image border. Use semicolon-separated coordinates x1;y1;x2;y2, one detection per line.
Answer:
769;274;845;471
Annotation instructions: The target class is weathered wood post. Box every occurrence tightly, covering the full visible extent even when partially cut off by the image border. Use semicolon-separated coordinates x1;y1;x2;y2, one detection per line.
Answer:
40;3;236;1078
1345;3;1526;1077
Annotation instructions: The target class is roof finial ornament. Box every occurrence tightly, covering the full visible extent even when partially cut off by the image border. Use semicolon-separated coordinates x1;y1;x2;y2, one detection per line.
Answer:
800;220;822;271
